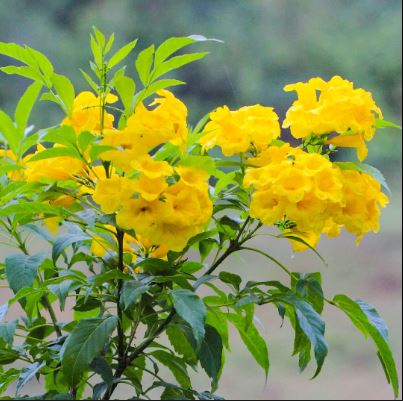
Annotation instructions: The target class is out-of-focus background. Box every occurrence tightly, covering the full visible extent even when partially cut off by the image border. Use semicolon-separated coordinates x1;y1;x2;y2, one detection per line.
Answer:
0;0;401;399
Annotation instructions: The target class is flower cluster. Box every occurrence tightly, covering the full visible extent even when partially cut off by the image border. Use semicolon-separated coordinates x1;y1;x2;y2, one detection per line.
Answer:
244;144;388;250
200;104;280;156
283;76;383;160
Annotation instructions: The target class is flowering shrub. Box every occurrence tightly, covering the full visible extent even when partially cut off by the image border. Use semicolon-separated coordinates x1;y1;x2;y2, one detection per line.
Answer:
0;29;400;400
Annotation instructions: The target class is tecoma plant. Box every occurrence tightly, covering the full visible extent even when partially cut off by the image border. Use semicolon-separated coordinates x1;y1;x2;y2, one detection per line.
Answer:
0;28;400;400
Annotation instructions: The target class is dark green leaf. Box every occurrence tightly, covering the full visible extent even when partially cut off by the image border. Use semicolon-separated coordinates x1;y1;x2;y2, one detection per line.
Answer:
52;233;90;262
122;281;150;310
198;325;223;385
333;294;399;398
90;356;113;387
171;289;207;347
219;272;242;293
61;316;118;387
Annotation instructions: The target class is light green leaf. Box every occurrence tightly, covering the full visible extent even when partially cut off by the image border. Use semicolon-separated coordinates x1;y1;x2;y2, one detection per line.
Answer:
0;109;19;155
206;307;230;350
136;79;185;104
153;52;209;80
61;316;118;387
28;146;82;162
179;155;216;174
0;65;42;81
228;313;269;377
171;289;207;347
114;75;136;115
50;73;75;115
108;39;138;69
136;44;155;86
376;118;401;130
80;69;99;92
15;81;43;136
333;294;399;398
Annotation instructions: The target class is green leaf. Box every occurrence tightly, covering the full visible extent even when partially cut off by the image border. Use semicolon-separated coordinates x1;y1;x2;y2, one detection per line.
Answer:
376;118;401;130
199;239;217;262
333;294;399;398
151;350;191;389
42;125;76;147
114;75;136;115
5;253;45;294
171;289;207;347
154;35;221;66
52;232;90;262
219;272;242;293
291;273;324;314
198;325;223;385
281;295;327;377
166;325;197;364
90;356;113;387
335;161;391;195
228;313;269;377
0;65;43;81
108;39;138;69
121;281;150;310
50;74;75;115
61;316;118;387
16;361;45;396
206;307;229;350
136;44;155;86
153;52;209;80
0;202;66;217
0;347;20;365
27;146;82;162
80;69;99;92
15;81;43;136
0;321;17;346
0;109;20;155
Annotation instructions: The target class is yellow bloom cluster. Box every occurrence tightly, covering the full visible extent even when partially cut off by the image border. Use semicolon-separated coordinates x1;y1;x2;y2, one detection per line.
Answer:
62;91;117;134
244;144;388;251
101;90;188;171
200;105;280;156
93;168;212;253
283;76;383;161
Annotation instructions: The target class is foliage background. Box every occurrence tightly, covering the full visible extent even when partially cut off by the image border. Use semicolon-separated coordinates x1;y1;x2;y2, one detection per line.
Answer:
0;0;401;399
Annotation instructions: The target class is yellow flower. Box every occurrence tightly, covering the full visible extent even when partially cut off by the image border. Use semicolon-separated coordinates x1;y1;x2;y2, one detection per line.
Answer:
200;105;280;156
133;174;168;201
62;91;117;134
24;145;85;182
283;76;383;161
93;176;136;214
175;166;210;189
131;154;173;178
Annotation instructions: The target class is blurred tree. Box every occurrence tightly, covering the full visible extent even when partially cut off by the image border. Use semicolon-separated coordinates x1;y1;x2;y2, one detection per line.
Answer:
0;0;401;163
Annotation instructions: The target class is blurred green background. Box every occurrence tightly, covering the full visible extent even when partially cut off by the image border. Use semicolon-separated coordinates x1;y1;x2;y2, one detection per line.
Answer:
0;0;401;399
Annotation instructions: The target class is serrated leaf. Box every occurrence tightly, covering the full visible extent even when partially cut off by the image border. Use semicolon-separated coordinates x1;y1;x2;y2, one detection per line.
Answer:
291;273;324;314
198;325;223;385
219;271;242;293
281;295;327;378
121;281;150;310
151;350;191;389
228;313;269;377
166;325;197;364
333;294;399;398
171;289;207;347
61;316;118;387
